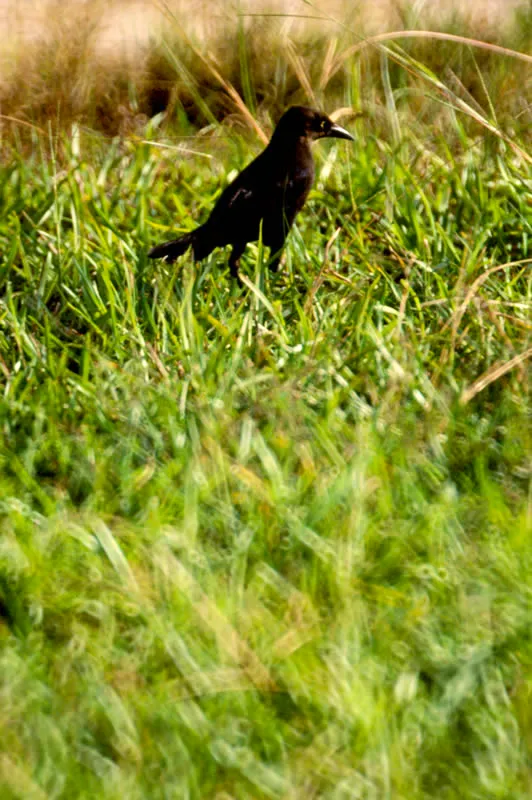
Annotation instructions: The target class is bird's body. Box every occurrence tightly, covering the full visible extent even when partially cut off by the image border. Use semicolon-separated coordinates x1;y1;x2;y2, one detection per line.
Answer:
148;106;354;278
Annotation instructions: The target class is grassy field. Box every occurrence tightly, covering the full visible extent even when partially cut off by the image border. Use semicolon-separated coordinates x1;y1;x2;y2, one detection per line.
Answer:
0;3;531;798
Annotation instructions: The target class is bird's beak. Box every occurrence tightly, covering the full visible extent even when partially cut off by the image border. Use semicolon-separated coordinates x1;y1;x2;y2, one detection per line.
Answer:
327;123;355;141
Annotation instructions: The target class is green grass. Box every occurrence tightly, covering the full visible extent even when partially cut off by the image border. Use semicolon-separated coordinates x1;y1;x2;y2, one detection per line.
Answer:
0;86;531;797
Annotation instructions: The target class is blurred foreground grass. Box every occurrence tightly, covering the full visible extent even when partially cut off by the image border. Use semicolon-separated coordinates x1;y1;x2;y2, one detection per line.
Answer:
0;2;531;798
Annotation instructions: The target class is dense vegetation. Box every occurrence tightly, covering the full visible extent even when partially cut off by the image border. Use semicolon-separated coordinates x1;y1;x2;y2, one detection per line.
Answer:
0;2;530;797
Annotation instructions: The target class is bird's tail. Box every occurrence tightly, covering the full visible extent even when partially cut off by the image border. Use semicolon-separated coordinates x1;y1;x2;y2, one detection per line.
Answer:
149;225;217;263
148;230;197;263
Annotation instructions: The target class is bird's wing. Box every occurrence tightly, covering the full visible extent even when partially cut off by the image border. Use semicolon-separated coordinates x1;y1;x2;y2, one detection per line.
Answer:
226;185;255;209
206;155;272;239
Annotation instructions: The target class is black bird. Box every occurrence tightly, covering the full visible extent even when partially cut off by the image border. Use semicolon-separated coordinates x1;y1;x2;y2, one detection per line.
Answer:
148;106;354;279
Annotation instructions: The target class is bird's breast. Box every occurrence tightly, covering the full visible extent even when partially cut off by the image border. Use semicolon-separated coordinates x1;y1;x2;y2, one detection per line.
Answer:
282;163;314;214
279;151;314;193
286;164;313;189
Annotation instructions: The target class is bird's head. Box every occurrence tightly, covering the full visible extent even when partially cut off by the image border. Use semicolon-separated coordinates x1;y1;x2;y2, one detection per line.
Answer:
273;106;354;143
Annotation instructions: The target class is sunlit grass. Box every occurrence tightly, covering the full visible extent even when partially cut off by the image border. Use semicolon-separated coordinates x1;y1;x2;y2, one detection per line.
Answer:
0;2;531;797
1;107;531;796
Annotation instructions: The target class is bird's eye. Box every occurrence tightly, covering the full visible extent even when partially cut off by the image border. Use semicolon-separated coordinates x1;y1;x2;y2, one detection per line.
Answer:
320;119;327;130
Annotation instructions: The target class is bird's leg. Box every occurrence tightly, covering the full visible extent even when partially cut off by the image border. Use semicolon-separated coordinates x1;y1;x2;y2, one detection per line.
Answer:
268;255;282;273
267;236;286;273
229;243;246;283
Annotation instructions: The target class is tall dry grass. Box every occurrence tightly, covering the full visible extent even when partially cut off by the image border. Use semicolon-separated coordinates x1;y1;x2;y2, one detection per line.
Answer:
0;0;530;139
